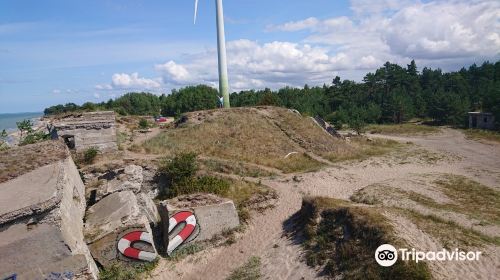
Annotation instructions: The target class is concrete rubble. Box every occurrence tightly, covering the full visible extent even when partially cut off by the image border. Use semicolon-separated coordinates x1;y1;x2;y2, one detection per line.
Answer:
0;146;98;280
84;190;158;267
159;193;240;248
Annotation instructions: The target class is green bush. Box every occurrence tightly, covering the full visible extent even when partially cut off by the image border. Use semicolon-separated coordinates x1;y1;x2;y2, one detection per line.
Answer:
167;176;230;198
138;118;150;129
19;131;50;146
159;152;198;186
83;146;99;164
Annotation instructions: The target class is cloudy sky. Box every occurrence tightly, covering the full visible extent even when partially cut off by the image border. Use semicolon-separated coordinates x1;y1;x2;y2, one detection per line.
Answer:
0;0;499;113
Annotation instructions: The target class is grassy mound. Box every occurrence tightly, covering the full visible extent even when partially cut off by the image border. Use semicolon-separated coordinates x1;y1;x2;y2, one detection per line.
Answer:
294;197;431;280
143;107;396;173
0;140;68;183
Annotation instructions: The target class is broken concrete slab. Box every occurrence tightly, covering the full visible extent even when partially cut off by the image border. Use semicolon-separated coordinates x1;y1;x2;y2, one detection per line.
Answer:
159;193;240;252
0;151;98;279
86;165;145;203
84;191;157;267
50;111;118;152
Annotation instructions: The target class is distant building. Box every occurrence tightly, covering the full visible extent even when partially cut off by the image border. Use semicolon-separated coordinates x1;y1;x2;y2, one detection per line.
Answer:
468;112;495;130
50;111;118;152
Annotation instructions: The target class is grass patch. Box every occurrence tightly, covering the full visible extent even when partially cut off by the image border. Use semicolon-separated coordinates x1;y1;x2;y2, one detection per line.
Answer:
275;153;325;173
464;129;500;144
325;137;403;162
0;140;68;183
296;197;431;280
168;243;205;261
367;124;440;135
226;256;262;280
200;158;276;177
433;175;500;225
350;175;500;248
395;208;500;248
143;107;347;173
99;260;158;280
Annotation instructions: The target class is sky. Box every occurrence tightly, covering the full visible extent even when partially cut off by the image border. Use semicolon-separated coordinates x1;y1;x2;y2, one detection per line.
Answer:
0;0;499;113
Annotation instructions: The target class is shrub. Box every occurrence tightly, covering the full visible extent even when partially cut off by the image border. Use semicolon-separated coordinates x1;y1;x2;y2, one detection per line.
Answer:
83;146;99;164
159;152;198;186
166;176;230;198
138;118;150;130
19;131;50;146
99;260;158;280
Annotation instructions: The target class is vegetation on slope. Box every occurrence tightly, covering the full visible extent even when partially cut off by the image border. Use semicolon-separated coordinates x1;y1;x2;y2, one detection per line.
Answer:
293;197;431;279
0;140;68;183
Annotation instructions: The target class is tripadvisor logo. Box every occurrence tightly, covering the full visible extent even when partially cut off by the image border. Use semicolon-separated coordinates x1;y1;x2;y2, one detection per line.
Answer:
375;244;398;267
375;244;482;267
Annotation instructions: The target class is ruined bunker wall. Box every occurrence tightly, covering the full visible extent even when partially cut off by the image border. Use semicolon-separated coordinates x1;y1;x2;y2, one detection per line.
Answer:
0;152;98;279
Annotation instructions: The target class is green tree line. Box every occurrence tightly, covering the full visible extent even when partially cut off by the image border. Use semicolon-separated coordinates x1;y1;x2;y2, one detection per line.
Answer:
44;60;500;129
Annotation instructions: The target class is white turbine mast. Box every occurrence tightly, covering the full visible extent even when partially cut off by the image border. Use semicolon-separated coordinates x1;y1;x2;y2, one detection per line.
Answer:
193;0;231;108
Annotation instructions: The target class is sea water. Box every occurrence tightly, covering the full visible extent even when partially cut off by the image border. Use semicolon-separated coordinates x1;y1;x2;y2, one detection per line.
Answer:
0;112;43;132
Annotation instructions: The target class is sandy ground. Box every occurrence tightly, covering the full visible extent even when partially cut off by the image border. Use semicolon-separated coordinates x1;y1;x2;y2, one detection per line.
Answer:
150;128;500;280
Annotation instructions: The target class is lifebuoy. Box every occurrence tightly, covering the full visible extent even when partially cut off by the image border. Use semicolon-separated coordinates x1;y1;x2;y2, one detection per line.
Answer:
167;211;197;255
117;231;157;262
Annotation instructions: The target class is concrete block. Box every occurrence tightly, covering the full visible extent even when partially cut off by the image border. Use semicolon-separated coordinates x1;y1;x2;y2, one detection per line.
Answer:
84;191;157;267
0;156;98;279
159;194;240;254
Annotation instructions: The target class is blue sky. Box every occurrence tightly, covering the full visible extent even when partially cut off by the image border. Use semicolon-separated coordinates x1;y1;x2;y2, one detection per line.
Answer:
1;0;499;113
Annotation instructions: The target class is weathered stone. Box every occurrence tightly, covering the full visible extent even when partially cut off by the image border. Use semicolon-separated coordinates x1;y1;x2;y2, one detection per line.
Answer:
137;192;161;225
90;165;144;202
0;155;98;279
159;193;240;249
50;111;118;152
84;191;157;267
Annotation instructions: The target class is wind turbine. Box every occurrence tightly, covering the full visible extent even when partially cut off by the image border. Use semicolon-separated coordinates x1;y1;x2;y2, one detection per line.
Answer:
194;0;231;108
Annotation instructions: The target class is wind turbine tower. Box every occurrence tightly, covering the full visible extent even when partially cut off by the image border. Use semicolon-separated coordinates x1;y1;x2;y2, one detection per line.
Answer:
194;0;231;108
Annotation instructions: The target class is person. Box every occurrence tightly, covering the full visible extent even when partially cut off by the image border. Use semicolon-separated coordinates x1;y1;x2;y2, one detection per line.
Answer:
219;96;224;108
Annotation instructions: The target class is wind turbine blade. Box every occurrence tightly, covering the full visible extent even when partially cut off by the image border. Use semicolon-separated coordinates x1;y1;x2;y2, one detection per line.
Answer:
194;0;199;24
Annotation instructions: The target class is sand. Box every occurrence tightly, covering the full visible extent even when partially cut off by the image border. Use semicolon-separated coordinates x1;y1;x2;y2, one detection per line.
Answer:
151;128;500;279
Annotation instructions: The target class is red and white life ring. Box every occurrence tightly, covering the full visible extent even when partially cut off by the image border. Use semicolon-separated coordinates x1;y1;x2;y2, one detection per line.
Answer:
117;231;157;262
167;211;197;255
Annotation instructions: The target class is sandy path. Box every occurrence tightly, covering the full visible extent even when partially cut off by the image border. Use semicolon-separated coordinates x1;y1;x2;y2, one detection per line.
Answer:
151;128;500;280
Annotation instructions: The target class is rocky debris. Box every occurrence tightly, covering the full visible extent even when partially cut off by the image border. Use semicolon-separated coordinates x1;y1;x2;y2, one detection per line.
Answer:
159;194;240;247
312;116;343;139
85;164;145;203
0;154;98;279
84;191;157;267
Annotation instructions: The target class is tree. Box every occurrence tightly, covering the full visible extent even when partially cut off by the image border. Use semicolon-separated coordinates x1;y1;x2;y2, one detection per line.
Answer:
16;119;33;139
0;129;8;150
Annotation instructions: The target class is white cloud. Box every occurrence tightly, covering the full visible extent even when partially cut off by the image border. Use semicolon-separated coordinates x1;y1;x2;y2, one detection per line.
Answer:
266;17;319;32
274;0;500;68
52;89;61;94
95;84;112;90
93;93;101;99
155;61;191;83
101;0;499;93
110;72;161;89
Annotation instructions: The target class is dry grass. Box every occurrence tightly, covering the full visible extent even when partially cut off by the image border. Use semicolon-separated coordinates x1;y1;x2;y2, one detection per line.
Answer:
0;140;68;183
367;123;440;136
324;137;403;163
350;174;500;247
294;197;431;280
199;158;276;177
226;256;262;280
463;129;500;144
143;107;402;173
143;107;337;173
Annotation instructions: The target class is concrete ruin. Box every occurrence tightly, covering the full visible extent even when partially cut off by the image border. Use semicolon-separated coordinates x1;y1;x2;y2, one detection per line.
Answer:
84;191;158;267
468;112;495;130
50;111;118;152
0;141;98;279
159;193;240;254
